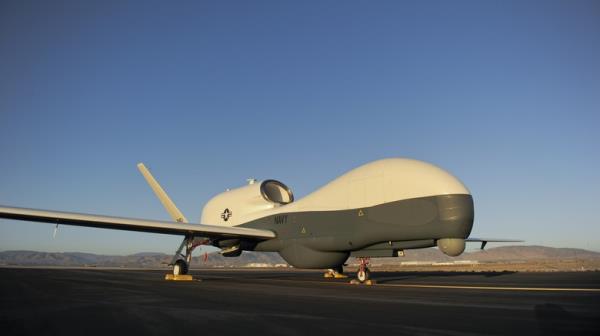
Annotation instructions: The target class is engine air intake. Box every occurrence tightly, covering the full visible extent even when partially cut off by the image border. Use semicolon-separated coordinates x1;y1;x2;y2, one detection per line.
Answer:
260;180;294;204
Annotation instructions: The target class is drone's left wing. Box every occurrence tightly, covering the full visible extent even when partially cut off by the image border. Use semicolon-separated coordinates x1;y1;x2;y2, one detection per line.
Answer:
466;237;523;250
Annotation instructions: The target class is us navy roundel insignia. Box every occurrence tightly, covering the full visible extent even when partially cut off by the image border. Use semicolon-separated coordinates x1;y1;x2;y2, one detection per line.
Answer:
221;208;232;221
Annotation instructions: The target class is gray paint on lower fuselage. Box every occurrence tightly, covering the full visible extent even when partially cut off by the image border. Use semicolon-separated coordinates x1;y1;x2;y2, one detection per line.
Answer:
238;194;474;269
349;239;438;258
360;239;437;251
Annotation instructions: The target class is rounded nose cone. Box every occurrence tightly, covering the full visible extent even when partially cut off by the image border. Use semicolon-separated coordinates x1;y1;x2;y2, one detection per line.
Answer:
437;193;474;234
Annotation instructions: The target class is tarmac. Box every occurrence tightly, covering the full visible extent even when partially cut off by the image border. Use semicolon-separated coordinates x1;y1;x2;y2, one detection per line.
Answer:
1;267;599;335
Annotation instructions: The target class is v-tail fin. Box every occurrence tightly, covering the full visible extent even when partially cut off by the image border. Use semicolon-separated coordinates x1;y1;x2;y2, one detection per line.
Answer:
137;163;188;223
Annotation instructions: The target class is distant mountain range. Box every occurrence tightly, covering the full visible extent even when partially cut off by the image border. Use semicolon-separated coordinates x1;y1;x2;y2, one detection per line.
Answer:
0;249;285;268
402;245;600;262
1;246;599;268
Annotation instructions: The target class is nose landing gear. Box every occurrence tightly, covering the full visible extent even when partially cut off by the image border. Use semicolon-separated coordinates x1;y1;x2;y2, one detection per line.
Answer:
351;257;375;285
357;257;370;282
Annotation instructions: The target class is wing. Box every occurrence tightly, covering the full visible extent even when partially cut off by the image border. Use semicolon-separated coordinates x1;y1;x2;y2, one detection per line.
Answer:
466;237;523;250
0;205;275;239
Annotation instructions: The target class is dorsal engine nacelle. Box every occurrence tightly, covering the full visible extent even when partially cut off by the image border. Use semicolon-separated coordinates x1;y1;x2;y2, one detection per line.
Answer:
201;179;293;226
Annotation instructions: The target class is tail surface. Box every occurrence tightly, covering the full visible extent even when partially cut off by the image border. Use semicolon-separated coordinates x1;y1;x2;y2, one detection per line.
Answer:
137;163;188;223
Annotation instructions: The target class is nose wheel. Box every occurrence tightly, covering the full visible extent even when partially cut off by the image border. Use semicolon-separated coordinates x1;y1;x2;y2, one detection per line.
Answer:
357;267;370;282
354;257;373;284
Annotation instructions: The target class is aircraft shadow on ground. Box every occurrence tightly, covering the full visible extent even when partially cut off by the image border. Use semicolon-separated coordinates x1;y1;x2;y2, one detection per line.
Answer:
372;271;518;284
189;270;518;283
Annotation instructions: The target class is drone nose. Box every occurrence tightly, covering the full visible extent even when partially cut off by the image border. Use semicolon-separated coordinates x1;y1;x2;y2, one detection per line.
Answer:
437;194;474;238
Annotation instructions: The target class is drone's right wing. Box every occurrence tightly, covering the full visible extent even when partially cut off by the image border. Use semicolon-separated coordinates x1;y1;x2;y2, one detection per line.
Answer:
0;205;275;240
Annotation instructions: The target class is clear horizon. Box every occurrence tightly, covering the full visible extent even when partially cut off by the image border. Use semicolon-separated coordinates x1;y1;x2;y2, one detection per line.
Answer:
1;1;599;254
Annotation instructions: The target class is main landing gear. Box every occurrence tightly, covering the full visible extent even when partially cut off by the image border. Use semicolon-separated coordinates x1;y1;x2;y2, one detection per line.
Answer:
173;259;189;276
324;265;348;279
165;236;207;281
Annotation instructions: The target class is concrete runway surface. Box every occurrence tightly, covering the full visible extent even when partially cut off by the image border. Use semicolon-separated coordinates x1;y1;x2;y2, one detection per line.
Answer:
1;268;599;335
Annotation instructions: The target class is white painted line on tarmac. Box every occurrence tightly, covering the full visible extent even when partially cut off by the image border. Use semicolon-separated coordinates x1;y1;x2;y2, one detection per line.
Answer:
374;283;600;292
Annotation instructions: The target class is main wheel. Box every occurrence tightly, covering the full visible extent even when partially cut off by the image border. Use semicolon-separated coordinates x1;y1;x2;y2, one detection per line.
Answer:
173;259;188;275
357;267;370;282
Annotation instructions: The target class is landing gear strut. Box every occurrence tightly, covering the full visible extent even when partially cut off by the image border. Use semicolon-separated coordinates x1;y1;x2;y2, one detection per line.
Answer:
169;235;208;276
356;257;371;283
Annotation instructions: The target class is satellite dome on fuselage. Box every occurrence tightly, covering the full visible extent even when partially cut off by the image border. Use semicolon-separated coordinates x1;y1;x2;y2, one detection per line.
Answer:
200;158;470;226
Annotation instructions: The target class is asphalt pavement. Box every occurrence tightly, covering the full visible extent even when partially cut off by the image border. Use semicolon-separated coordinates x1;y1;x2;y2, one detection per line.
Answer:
1;268;599;335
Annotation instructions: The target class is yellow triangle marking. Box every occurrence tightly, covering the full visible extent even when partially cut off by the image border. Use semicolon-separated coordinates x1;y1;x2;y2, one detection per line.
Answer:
358;209;364;217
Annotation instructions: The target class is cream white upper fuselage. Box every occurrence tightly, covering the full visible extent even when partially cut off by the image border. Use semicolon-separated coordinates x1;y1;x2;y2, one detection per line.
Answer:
201;158;471;227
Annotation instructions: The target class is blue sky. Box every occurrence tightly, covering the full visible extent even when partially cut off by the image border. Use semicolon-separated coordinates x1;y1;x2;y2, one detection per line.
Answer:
1;0;599;254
